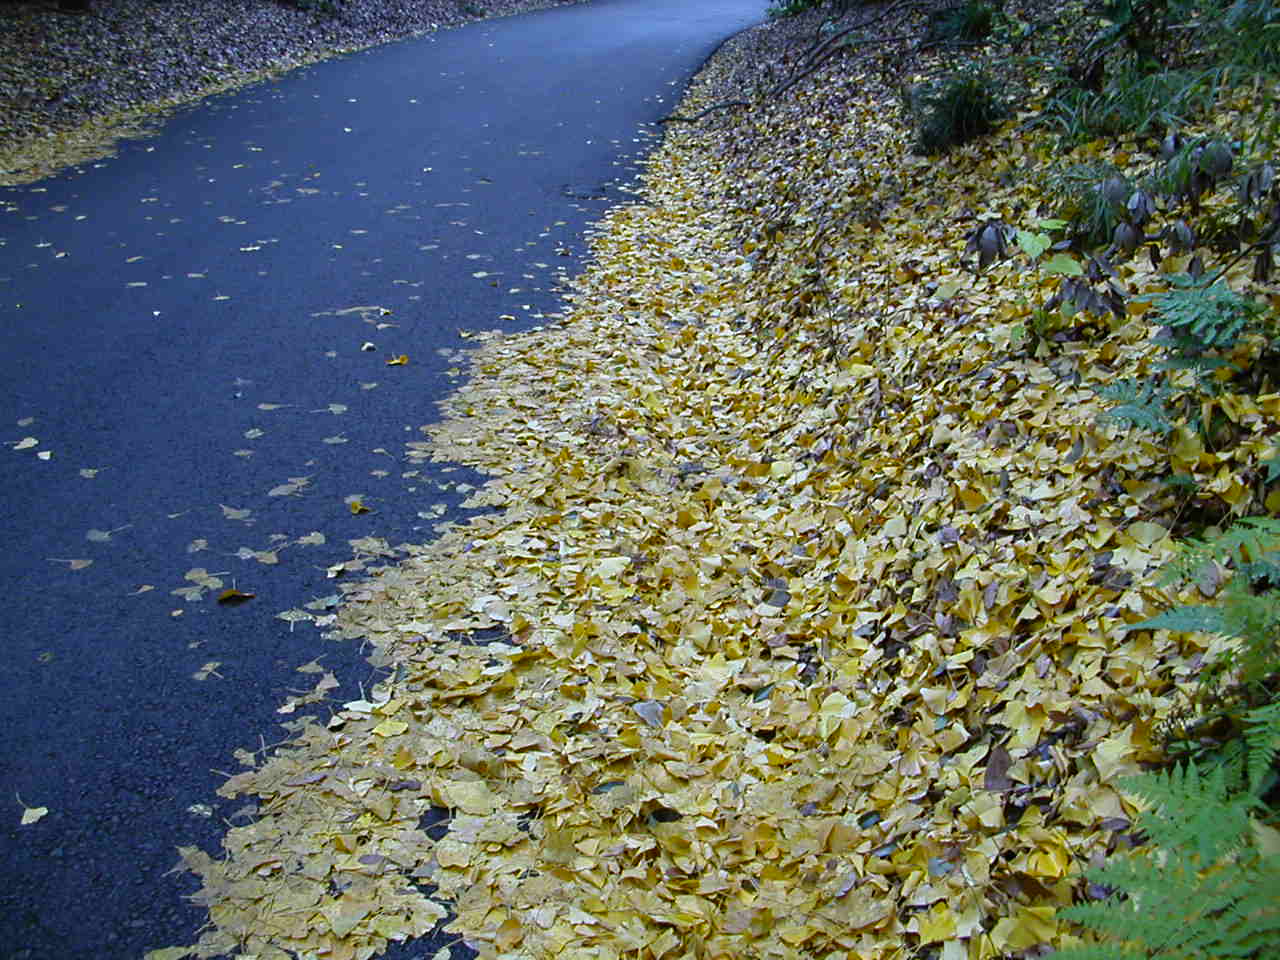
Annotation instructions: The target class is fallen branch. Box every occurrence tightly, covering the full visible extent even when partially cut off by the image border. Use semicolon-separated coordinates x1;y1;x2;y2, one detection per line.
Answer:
659;99;752;124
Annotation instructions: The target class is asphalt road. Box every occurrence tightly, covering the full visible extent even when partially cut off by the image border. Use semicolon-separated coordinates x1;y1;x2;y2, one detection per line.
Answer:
0;2;762;956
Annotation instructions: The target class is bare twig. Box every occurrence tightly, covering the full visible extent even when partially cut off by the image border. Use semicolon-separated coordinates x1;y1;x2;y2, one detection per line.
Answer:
660;99;752;124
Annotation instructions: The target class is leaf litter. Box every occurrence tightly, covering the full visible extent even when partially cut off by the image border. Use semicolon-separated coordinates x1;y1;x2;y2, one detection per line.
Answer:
173;9;1280;960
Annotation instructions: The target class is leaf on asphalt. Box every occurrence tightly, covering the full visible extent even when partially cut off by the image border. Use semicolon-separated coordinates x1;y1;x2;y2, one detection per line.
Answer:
192;661;223;680
48;557;92;571
386;354;409;366
348;499;371;515
268;476;309;497
220;505;252;522
218;588;254;605
86;524;130;543
296;531;326;546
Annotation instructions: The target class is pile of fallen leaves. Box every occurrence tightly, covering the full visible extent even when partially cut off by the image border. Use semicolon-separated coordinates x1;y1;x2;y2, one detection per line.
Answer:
0;0;573;186
171;6;1280;960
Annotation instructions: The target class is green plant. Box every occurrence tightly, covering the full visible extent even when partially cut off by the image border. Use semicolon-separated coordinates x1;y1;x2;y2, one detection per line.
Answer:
767;0;825;17
1215;0;1280;72
1151;273;1267;358
1089;0;1195;68
1047;163;1133;247
1140;517;1280;691
1097;275;1274;435
1056;518;1280;959
905;68;1007;154
1055;757;1280;960
1096;378;1176;433
924;0;996;45
1040;64;1225;142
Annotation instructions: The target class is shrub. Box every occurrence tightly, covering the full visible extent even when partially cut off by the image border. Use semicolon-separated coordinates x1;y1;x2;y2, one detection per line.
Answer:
1040;64;1226;142
904;68;1007;154
925;0;996;46
1047;162;1133;247
1215;0;1280;72
767;0;825;18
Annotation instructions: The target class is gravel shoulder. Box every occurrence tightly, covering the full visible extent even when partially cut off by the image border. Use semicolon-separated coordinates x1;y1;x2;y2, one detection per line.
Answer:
0;0;579;185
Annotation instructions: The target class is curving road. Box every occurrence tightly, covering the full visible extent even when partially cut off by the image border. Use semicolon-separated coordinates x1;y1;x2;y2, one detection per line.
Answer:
0;1;762;956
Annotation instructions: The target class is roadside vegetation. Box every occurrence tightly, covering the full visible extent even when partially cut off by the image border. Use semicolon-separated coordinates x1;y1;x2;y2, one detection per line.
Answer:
167;0;1279;958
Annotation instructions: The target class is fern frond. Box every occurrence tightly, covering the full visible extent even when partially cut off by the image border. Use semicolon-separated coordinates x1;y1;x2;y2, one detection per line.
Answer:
1151;275;1265;353
1059;758;1280;960
1132;604;1231;636
1242;701;1280;796
1123;762;1253;863
1159;517;1280;587
1097;378;1175;435
1216;587;1280;686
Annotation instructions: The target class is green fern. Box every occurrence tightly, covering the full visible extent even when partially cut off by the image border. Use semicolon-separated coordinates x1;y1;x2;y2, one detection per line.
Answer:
1064;518;1280;958
1152;273;1267;355
1156;516;1280;587
1057;756;1280;960
1217;700;1280;796
1097;378;1175;434
1135;518;1280;689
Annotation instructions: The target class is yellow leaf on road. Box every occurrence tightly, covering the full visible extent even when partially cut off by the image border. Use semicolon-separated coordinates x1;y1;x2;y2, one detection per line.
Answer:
20;805;48;826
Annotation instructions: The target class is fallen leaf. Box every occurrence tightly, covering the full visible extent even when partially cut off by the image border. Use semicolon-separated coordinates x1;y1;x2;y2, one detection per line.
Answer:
86;524;130;543
386;355;409;366
48;558;92;570
217;588;255;605
192;661;223;681
20;805;48;826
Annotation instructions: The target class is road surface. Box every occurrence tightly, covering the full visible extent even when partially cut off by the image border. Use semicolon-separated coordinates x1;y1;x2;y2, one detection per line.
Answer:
0;1;762;955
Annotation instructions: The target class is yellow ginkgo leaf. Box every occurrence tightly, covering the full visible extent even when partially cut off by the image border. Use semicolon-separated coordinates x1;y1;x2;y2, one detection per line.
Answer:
386;354;409;366
349;500;371;515
20;805;48;826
